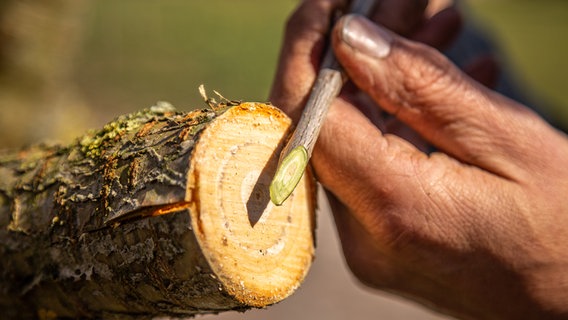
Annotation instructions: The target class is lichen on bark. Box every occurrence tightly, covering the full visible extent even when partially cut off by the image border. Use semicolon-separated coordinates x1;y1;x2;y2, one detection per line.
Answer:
0;101;242;319
78;102;178;159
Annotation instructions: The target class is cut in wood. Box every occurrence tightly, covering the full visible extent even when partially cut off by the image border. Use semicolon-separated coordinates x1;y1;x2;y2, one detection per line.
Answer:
0;101;316;319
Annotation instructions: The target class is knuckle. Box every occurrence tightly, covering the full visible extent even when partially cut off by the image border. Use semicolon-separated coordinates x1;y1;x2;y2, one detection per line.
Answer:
386;42;461;116
402;46;453;97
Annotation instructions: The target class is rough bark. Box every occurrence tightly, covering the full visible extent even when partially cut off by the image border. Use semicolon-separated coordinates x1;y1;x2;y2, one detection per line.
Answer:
0;102;316;319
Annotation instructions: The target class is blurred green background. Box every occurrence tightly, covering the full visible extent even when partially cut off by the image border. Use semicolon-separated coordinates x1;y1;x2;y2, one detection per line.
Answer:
76;0;298;115
1;0;567;147
468;0;568;121
75;0;568;124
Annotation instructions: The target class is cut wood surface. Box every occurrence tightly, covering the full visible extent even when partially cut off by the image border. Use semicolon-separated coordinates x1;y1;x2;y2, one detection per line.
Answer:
0;102;316;319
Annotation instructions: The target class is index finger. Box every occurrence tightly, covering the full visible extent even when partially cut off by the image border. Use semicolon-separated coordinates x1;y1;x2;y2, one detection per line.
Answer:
270;0;346;122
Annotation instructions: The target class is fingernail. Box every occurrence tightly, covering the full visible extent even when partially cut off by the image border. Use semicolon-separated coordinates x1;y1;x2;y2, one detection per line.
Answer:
340;14;393;58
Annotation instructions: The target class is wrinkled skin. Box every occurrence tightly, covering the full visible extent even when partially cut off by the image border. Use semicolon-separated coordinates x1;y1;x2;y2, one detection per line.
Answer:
270;1;568;319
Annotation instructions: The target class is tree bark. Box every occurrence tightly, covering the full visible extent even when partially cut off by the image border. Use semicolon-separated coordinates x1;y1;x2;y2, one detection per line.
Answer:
0;102;316;319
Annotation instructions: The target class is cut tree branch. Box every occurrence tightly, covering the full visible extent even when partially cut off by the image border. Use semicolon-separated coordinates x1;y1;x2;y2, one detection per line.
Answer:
0;102;316;319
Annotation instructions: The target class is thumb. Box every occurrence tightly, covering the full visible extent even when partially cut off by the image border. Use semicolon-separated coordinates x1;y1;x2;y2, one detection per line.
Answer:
332;15;542;177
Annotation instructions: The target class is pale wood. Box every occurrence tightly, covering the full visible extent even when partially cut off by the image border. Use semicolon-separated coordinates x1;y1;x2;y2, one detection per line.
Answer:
0;102;316;318
187;103;316;307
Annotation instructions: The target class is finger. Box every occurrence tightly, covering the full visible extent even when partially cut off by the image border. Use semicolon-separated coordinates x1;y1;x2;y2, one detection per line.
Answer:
370;0;428;36
383;118;431;153
312;96;502;251
463;54;500;89
340;88;432;152
325;191;396;288
332;15;547;178
313;97;423;234
411;6;462;50
269;0;346;122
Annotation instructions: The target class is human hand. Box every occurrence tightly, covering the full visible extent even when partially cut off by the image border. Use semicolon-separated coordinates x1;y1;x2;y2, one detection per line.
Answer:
270;1;568;319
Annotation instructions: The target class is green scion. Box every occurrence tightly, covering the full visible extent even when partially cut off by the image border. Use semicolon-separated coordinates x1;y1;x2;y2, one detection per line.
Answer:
270;146;308;206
